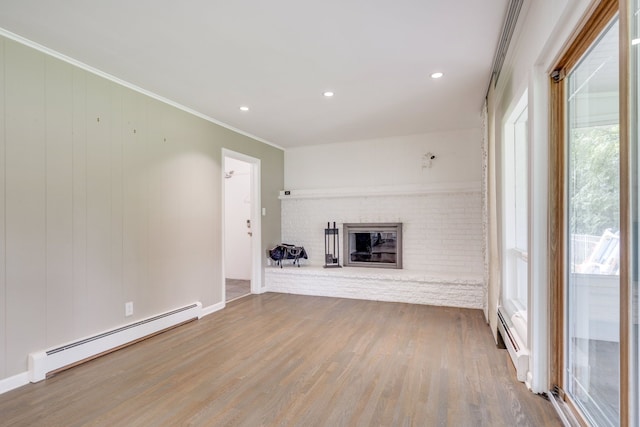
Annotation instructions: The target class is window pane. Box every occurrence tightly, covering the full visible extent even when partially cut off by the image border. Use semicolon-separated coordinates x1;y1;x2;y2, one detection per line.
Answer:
514;110;528;253
502;101;528;321
566;18;620;427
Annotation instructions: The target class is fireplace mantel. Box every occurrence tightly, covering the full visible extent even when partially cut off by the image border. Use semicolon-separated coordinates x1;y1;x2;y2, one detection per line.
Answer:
278;182;480;200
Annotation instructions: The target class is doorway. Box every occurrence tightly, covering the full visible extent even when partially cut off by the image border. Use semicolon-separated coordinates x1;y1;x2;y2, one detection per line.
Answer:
222;149;262;302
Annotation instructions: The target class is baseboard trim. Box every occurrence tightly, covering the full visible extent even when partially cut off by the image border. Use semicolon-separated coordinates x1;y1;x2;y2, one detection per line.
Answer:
201;301;225;317
0;371;29;395
1;300;226;394
29;303;202;382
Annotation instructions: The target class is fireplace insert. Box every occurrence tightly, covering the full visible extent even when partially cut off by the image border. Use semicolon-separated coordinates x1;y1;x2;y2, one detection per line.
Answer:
343;223;402;269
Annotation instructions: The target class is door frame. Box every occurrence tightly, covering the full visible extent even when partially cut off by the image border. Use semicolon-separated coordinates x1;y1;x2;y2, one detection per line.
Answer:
221;148;263;300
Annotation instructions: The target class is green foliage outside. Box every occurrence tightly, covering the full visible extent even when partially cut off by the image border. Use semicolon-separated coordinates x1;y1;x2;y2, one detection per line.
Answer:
569;124;620;236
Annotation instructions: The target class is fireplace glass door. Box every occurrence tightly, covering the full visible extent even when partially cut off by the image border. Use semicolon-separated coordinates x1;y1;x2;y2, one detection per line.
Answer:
343;223;402;269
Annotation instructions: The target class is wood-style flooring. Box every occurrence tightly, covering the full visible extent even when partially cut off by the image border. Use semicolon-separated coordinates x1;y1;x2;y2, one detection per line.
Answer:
0;293;561;426
225;278;251;302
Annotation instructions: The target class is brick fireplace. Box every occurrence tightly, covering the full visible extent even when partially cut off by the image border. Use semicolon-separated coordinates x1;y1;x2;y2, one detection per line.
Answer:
267;183;485;309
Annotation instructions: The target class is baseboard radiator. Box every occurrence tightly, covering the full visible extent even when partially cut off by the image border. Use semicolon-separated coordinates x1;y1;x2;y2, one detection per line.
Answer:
497;306;529;382
28;302;202;383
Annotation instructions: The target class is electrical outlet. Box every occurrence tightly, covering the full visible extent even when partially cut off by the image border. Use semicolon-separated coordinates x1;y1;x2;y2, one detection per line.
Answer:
125;301;133;317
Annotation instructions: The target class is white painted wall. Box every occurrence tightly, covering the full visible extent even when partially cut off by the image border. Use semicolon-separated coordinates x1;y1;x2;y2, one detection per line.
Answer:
486;0;597;393
285;129;482;190
224;158;252;280
279;128;485;310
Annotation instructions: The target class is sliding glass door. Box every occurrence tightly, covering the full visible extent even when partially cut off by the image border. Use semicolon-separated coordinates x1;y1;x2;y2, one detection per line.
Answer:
550;1;640;425
565;18;620;426
549;1;626;425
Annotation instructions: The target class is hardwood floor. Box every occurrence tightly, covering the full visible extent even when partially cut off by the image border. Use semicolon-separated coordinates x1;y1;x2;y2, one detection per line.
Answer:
225;278;251;302
0;294;561;426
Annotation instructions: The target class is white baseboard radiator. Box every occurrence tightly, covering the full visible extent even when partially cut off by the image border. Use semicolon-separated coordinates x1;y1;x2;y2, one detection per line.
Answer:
497;306;529;382
28;302;202;382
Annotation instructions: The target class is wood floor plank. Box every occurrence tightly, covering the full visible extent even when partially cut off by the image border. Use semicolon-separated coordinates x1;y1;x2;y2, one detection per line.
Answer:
0;293;561;426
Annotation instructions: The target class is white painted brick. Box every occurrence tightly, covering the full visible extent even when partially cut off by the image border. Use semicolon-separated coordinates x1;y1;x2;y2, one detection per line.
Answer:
265;267;484;309
272;189;486;309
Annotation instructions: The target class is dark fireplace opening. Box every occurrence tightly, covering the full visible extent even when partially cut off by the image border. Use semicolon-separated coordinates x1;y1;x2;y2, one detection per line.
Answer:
343;223;402;269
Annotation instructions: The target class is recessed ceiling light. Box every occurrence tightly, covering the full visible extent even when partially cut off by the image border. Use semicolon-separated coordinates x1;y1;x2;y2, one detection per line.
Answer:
632;38;640;46
323;91;334;97
430;72;444;79
239;106;249;111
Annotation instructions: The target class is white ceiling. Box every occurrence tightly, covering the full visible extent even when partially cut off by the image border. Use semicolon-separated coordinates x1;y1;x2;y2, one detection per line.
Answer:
0;0;509;149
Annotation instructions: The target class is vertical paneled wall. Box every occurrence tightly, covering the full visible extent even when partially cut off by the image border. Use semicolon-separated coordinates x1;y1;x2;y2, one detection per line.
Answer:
0;37;284;380
44;56;74;347
4;39;48;381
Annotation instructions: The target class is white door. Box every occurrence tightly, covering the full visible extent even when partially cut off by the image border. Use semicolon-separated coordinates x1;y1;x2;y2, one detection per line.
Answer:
224;157;252;281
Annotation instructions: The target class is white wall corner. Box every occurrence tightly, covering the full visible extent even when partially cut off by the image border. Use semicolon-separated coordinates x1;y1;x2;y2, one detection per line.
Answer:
200;301;225;318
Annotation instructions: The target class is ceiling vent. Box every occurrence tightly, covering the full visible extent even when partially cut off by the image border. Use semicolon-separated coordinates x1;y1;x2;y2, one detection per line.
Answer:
489;0;524;89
